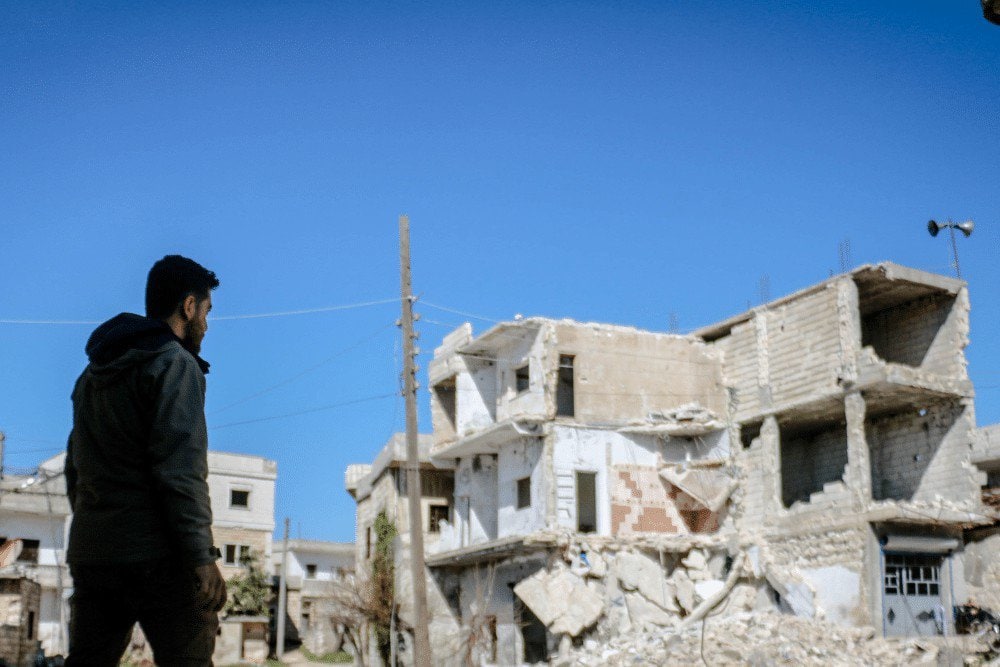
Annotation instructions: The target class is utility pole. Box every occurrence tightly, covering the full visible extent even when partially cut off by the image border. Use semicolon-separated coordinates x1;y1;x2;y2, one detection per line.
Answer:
399;214;432;667
0;431;5;480
276;517;290;659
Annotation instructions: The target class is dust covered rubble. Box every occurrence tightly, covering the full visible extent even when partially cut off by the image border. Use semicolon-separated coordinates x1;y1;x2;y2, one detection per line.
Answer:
558;612;945;667
510;539;989;666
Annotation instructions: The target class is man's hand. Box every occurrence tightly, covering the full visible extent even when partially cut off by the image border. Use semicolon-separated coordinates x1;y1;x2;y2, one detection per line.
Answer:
194;562;227;612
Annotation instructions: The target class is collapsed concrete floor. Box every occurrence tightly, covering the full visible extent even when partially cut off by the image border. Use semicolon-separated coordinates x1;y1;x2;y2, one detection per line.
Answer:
452;530;1000;667
557;612;968;666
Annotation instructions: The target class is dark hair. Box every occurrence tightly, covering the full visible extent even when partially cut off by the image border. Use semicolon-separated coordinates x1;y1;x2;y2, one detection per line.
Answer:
145;255;220;319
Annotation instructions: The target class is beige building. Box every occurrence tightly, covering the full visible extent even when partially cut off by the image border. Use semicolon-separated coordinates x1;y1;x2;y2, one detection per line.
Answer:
208;451;278;578
349;262;1000;665
345;433;458;665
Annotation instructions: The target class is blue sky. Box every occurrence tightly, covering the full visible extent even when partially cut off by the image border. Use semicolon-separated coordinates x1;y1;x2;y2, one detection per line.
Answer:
2;1;998;543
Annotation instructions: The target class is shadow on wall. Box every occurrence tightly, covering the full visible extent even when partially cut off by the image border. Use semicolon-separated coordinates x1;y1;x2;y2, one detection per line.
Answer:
867;399;963;502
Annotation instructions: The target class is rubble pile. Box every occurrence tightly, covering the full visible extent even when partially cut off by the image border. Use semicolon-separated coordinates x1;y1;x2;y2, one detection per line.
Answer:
560;612;946;667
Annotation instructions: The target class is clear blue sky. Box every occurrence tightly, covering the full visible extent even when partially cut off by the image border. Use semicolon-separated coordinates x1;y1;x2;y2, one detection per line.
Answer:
2;1;998;543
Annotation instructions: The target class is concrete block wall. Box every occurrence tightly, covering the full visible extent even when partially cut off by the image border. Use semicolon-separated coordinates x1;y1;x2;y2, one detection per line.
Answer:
713;321;760;421
780;422;849;508
866;400;978;504
550;322;727;424
859;291;964;376
764;286;843;409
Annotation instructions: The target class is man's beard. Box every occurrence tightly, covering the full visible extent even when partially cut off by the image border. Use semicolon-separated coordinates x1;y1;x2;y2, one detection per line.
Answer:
182;317;206;356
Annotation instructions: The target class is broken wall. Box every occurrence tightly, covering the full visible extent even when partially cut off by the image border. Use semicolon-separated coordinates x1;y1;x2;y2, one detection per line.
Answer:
456;558;548;666
451;455;499;549
550;322;726;424
497;438;545;538
866;400;978;505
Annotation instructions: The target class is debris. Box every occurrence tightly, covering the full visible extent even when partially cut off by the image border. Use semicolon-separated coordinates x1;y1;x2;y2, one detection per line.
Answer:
513;568;603;637
615;551;677;612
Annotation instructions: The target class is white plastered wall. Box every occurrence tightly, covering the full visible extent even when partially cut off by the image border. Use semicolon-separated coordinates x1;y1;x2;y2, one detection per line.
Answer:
497;438;545;538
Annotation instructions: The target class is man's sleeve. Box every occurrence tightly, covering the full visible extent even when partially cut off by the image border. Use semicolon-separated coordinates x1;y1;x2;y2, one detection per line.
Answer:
147;350;217;566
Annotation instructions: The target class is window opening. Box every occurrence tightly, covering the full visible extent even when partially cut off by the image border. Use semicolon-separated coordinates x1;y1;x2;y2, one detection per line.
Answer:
515;365;530;393
230;489;250;508
517;477;531;509
17;539;39;564
429;504;450;533
576;472;597;533
224;544;252;566
433;377;458;431
306;563;317;578
556;355;575;417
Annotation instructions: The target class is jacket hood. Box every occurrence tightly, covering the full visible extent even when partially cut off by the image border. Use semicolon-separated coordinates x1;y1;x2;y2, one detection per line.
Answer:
85;313;210;374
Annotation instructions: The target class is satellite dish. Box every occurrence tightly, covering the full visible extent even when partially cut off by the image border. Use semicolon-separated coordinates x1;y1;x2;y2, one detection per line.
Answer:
0;539;23;568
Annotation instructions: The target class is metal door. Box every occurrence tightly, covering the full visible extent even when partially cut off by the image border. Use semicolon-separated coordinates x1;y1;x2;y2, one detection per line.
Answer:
883;553;944;637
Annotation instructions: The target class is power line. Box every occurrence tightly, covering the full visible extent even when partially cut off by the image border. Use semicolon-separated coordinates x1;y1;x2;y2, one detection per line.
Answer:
0;297;399;326
208;323;396;416
420;300;500;324
208;393;397;431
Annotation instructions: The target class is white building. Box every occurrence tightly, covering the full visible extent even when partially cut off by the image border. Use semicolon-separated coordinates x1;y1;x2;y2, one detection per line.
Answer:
0;450;277;656
0;454;71;657
272;539;354;654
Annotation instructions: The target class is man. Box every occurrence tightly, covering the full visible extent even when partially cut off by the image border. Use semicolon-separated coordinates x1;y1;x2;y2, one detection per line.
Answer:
65;255;226;666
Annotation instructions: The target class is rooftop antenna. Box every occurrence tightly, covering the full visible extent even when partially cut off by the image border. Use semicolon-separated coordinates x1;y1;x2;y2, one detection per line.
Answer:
838;237;852;273
927;219;974;279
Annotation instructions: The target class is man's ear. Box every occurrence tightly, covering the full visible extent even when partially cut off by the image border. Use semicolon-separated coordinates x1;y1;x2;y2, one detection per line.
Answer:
182;294;198;321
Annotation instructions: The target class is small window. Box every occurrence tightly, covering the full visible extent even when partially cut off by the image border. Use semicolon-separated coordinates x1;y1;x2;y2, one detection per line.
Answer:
517;477;531;509
27;611;35;640
515;365;530;393
18;539;39;564
230;489;250;508
224;544;252;566
366;526;373;559
433;377;458;429
305;563;317;578
429;504;450;533
556;355;575;417
576;472;597;533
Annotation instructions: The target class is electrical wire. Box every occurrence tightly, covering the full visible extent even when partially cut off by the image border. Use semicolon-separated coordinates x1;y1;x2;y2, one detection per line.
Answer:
0;297;399;325
208;322;396;416
419;301;500;324
208;393;397;431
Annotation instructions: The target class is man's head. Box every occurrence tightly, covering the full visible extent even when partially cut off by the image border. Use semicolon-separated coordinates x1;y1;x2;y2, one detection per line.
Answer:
146;255;219;355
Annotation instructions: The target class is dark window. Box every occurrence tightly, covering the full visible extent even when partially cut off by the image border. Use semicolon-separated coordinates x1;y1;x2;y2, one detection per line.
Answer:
517;477;531;509
433;377;458;430
556;355;575;417
429;504;450;533
27;611;35;640
576;472;597;533
18;539;39;564
305;563;317;578
515;365;530;393
366;526;373;559
230;489;250;508
224;544;251;566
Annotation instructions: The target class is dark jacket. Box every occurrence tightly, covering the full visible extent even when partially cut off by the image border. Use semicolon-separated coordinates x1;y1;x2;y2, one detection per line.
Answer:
66;313;217;566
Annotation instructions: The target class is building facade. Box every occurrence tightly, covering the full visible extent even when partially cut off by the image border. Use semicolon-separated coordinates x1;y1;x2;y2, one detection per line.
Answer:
272;539;355;655
348;262;1000;665
0;450;276;657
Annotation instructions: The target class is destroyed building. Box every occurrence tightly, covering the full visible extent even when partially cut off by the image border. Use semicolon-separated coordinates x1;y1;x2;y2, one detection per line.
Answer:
271;538;355;655
345;433;459;664
347;262;999;665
